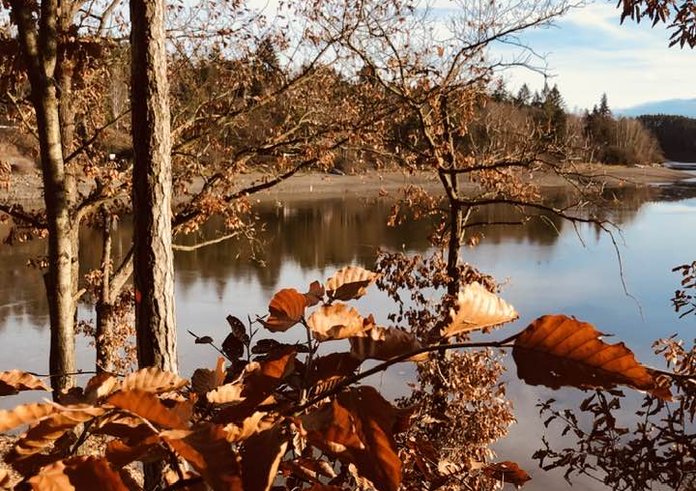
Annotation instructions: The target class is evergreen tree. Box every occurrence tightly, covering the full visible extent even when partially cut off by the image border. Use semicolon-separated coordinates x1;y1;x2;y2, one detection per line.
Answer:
515;83;531;106
542;84;567;140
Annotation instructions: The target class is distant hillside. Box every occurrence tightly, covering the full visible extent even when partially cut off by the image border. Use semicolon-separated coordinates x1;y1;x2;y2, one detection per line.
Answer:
639;114;696;163
617;99;696;118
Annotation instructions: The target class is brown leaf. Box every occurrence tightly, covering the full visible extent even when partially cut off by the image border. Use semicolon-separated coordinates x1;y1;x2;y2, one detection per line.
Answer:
483;461;531;487
513;315;668;398
0;403;56;433
442;282;518;338
325;266;377;301
240;424;288;491
280;457;337;484
0;370;50;396
263;288;306;332
304;281;325;307
107;390;188;429
215;349;296;425
10;406;105;460
92;413;156;446
207;382;245;404
162;423;243;491
191;357;227;395
223;316;249;360
84;373;120;402
307;352;361;391
307;303;368;341
301;386;402;491
350;326;426;362
0;469;10;489
120;367;187;394
105;435;163;468
28;456;129;491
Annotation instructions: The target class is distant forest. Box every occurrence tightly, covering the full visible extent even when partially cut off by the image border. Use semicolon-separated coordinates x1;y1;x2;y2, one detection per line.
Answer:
638;115;696;163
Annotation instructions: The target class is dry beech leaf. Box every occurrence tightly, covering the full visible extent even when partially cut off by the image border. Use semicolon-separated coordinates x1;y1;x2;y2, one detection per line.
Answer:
191;357;227;396
0;403;56;433
305;280;325;307
350;326;427;362
0;469;11;489
307;303;368;341
83;373;120;402
513;315;668;399
281;457;337;483
107;389;189;430
263;288;306;332
105;435;163;468
207;382;245;404
300;386;404;491
326;266;378;301
27;456;129;491
483;461;532;487
10;406;105;460
120;367;187;394
161;423;243;490
442;282;518;338
0;370;50;396
92;413;156;446
240;424;288;491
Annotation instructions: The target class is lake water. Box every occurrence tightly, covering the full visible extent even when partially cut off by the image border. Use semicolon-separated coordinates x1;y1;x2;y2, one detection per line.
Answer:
2;178;696;488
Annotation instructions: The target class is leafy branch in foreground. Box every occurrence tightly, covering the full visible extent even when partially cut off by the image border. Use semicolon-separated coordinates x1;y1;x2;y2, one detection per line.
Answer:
0;265;680;490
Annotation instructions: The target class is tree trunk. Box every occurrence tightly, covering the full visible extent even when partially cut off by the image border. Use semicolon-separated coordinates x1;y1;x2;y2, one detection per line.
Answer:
130;0;178;374
95;212;113;373
11;0;77;394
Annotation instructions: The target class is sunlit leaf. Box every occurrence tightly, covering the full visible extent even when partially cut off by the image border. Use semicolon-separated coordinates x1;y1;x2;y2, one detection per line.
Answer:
483;461;531;487
83;373;120;403
240;424;288;491
350;326;427;362
0;469;11;489
10;406;105;460
280;457;337;484
326;266;378;301
304;280;325;307
207;382;245;404
120;367;187;394
513;315;669;399
300;386;403;491
307;303;368;341
215;349;296;425
0;403;56;433
191;357;226;395
161;423;243;490
442;282;518;338
0;370;50;396
107;390;189;429
92;413;156;446
263;288;306;332
27;456;129;491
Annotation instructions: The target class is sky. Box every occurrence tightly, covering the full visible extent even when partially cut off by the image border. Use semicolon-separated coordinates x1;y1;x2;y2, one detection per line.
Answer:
494;1;696;112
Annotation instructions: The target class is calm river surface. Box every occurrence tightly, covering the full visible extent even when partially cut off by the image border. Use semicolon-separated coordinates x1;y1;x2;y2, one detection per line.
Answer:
2;178;696;488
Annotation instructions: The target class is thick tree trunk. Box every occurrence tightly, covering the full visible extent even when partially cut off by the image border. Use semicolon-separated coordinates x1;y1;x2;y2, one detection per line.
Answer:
130;0;178;374
11;0;77;394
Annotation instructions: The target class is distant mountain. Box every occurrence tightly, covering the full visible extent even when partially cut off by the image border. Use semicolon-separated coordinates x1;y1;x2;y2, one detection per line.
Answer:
616;98;696;118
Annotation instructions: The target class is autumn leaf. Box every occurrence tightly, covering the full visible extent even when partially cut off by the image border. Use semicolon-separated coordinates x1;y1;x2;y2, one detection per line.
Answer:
191;357;227;395
0;469;11;490
513;315;668;398
0;370;50;396
280;458;337;484
442;282;518;338
301;386;403;491
161;423;243;490
92;413;156;446
207;382;245;404
27;456;129;491
215;349;296;425
304;280;325;307
483;461;531;487
107;389;189;429
326;266;378;301
9;406;105;460
350;326;427;362
105;435;164;468
307;303;368;341
262;288;306;332
223;315;249;360
83;373;120;403
240;424;288;491
120;367;187;393
0;403;56;433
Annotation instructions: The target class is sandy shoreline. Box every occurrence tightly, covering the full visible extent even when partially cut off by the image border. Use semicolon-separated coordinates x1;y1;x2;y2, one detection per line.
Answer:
2;164;694;207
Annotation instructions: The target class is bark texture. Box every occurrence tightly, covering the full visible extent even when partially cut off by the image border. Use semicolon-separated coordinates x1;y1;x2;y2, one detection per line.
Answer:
11;0;77;393
130;0;178;374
